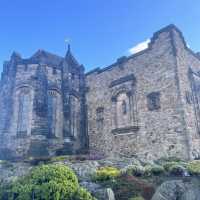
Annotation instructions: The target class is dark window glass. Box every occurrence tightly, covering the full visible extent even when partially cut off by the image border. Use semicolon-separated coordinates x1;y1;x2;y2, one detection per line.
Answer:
53;68;57;75
147;92;161;111
122;100;127;115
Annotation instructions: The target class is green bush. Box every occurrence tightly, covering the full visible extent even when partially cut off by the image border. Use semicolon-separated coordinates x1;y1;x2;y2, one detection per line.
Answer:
1;164;95;200
168;164;186;176
163;161;179;171
0;182;9;200
74;187;96;200
50;155;69;162
163;161;187;176
125;165;145;177
156;157;183;165
144;164;165;176
187;160;200;175
128;196;144;200
93;166;121;181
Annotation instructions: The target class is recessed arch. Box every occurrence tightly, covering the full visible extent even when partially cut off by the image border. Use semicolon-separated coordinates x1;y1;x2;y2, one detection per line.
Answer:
110;83;138;134
47;89;61;138
16;86;33;137
70;94;81;138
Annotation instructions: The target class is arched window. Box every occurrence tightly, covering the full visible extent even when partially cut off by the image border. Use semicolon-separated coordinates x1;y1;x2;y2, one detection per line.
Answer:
116;92;130;128
70;95;80;138
110;74;138;134
17;90;30;136
47;90;58;138
96;107;104;130
122;100;127;115
147;92;160;111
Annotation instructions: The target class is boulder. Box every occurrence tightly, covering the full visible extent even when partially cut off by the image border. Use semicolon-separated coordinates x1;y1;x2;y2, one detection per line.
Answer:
151;180;200;200
0;162;31;183
94;188;115;200
66;160;99;181
80;181;115;200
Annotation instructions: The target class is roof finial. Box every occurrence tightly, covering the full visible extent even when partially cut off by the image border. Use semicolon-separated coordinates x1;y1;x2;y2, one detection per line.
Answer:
64;38;71;52
68;44;71;52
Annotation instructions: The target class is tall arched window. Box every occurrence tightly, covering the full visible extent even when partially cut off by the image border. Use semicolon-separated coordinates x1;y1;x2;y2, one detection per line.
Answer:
116;92;130;128
47;90;58;138
110;74;138;134
96;107;104;130
70;95;80;138
17;90;30;136
122;100;127;115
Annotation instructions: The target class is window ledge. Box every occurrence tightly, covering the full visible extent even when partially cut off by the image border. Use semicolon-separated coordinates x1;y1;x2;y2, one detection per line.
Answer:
111;126;139;135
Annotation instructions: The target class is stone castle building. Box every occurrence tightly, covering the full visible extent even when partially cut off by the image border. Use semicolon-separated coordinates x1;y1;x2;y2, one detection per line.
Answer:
1;24;200;160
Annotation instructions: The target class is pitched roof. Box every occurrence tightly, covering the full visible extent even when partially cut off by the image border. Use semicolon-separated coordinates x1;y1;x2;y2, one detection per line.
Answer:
30;49;63;66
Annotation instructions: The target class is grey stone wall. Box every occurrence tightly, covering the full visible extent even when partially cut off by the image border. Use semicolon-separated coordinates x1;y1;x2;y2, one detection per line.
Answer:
86;25;191;160
0;49;88;160
172;28;200;159
1;25;200;161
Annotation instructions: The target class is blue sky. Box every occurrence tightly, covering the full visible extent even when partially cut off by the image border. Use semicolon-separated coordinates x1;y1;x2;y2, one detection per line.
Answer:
0;0;200;73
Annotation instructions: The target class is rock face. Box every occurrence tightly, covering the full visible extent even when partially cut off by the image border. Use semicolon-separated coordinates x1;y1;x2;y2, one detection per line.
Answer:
80;182;115;200
152;180;200;200
0;162;31;183
0;160;116;200
1;24;200;161
66;160;100;181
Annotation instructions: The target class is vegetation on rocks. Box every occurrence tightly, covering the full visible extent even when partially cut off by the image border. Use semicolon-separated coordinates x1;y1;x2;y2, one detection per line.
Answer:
187;160;200;175
129;196;145;200
92;166;121;181
1;155;200;200
144;164;165;176
0;164;96;200
125;165;145;177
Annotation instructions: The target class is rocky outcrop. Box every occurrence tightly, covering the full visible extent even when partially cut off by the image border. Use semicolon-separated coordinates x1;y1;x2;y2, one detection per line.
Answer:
152;180;200;200
0;162;31;183
65;160;100;181
80;182;115;200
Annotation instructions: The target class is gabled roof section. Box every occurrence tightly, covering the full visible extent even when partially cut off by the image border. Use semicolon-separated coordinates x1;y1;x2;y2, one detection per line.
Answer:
64;45;80;67
30;49;63;66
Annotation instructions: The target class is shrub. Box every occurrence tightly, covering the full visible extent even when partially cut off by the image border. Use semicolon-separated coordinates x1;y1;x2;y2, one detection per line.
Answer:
156;157;183;165
168;164;186;176
125;165;145;177
163;161;177;171
187;160;200;175
50;155;69;162
129;196;145;200
93;166;121;181
163;161;187;176
144;164;165;176
112;174;155;200
0;182;9;200
74;187;96;200
1;164;95;200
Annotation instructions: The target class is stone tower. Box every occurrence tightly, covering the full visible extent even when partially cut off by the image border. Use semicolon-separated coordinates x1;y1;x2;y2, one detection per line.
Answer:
0;46;88;160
